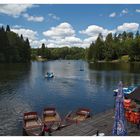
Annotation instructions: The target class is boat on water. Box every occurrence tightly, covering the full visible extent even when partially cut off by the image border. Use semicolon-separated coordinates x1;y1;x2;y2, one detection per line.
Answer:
42;107;61;132
23;112;44;136
45;72;54;78
113;86;137;96
64;108;91;124
79;61;84;71
80;68;84;71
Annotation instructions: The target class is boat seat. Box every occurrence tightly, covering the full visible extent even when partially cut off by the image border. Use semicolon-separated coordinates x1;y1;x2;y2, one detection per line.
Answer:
44;110;56;116
24;115;38;121
77;110;89;116
25;120;40;128
44;116;57;122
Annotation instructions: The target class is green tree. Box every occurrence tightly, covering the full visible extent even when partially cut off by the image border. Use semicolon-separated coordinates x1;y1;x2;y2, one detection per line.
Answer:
6;25;10;32
87;42;94;61
41;43;46;58
93;33;105;61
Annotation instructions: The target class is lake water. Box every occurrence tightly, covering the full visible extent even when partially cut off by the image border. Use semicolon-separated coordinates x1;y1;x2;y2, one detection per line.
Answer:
0;60;140;135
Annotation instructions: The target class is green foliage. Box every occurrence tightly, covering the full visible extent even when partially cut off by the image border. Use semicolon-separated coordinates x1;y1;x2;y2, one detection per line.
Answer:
0;25;31;63
120;55;129;62
32;46;85;60
86;31;140;62
6;25;10;32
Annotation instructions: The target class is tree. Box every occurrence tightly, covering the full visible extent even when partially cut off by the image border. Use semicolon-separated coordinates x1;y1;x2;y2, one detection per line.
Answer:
25;38;31;62
6;25;10;32
20;34;24;40
93;33;105;61
87;42;94;61
128;37;140;61
136;31;140;39
41;43;46;58
0;25;31;63
104;33;114;60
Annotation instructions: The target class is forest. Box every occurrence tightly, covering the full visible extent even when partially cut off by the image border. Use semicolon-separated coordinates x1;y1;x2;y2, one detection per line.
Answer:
31;44;85;60
87;31;140;62
0;25;31;63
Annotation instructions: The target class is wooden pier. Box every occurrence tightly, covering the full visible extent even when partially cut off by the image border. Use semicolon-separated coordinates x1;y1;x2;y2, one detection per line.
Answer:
51;109;140;136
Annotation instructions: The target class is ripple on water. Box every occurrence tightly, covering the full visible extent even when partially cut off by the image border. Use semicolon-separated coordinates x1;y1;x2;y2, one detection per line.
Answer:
1;61;140;135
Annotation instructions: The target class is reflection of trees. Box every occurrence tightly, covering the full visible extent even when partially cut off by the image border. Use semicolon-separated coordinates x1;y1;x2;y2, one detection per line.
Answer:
0;63;31;135
88;62;130;72
0;63;31;83
88;62;140;89
129;63;140;73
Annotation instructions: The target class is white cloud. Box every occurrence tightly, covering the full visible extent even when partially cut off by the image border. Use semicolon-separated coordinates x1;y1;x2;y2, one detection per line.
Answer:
48;13;60;20
43;22;75;39
11;28;38;41
12;25;22;28
109;12;116;18
117;23;139;32
30;39;48;48
23;13;44;22
136;9;140;13
0;4;33;18
79;25;113;37
42;22;85;48
120;8;129;16
45;36;83;48
11;22;140;49
11;28;48;48
83;36;98;43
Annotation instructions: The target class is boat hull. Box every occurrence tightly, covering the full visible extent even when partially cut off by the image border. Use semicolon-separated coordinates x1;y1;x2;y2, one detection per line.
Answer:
23;112;44;136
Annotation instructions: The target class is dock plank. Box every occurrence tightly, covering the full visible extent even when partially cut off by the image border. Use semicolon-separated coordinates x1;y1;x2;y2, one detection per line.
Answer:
51;109;140;136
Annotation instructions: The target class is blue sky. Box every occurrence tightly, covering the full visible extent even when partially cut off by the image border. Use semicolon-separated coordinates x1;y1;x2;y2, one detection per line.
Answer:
0;4;140;48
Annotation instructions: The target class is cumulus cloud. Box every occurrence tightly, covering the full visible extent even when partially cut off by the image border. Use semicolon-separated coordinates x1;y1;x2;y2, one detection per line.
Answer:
30;39;48;48
42;22;85;48
79;25;113;38
43;22;75;39
109;12;116;18
11;28;38;42
0;4;33;18
11;28;48;48
136;9;140;13
116;23;139;32
11;22;140;48
23;13;44;22
48;13;60;20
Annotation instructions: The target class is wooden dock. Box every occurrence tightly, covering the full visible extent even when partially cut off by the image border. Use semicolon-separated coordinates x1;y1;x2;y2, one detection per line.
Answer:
51;109;140;136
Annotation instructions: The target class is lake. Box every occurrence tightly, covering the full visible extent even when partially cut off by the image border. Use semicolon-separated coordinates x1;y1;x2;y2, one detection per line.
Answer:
0;60;140;135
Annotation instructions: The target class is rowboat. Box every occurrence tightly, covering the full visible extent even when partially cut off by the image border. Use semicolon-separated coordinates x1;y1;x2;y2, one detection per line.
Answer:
42;107;61;132
23;112;44;136
65;108;91;124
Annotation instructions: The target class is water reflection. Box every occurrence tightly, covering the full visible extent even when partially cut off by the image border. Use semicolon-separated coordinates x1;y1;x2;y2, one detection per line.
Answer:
1;61;140;135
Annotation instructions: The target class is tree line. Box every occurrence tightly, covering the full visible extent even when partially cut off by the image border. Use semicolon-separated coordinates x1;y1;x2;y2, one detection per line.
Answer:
0;25;31;63
86;31;140;62
1;25;140;63
31;44;85;60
